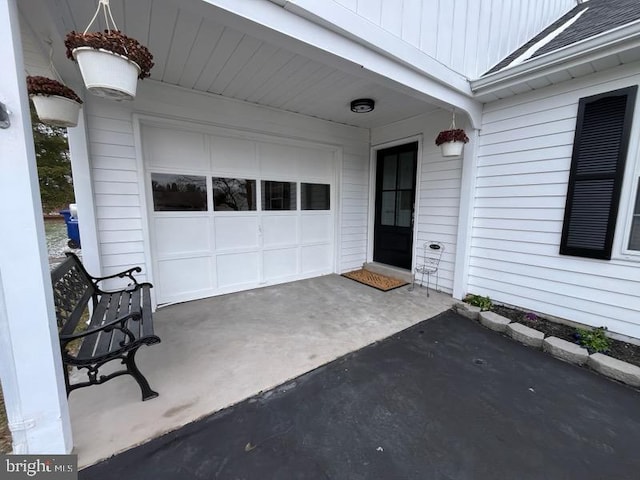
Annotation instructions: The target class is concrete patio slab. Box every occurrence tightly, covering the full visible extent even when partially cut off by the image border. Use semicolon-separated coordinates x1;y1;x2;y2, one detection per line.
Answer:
68;274;454;467
81;311;640;480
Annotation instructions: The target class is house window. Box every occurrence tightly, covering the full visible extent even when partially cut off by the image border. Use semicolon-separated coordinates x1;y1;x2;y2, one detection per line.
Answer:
151;173;207;211
261;181;296;210
212;177;256;211
560;86;637;260
301;183;330;210
628;179;640;250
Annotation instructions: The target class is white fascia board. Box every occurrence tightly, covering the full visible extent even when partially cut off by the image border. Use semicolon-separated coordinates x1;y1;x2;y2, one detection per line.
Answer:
201;0;481;127
472;19;640;96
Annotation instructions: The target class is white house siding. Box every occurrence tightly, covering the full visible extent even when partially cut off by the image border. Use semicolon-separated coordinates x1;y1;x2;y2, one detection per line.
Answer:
330;0;574;78
84;99;147;283
474;62;640;339
82;81;370;295
371;110;466;293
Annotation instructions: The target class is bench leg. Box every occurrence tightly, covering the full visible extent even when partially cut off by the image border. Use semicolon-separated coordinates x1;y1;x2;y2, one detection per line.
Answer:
125;349;158;401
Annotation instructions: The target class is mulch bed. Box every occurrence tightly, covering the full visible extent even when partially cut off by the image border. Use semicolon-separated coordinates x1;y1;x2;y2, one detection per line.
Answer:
342;269;408;292
492;305;640;368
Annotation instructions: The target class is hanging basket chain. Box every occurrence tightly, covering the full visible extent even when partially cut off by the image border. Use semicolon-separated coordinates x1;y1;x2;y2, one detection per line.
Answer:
449;108;456;130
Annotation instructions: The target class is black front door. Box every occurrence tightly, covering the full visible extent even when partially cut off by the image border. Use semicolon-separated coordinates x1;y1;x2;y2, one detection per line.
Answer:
373;142;418;270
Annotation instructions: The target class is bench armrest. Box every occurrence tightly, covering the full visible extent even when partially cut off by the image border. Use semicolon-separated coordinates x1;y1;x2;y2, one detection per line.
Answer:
90;267;142;292
60;310;141;343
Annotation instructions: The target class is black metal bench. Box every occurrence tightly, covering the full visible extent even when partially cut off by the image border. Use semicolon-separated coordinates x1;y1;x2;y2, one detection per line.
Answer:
51;253;160;401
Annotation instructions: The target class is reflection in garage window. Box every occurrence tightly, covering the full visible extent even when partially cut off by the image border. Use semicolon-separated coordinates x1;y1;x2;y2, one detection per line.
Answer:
213;177;256;211
261;181;297;210
151;173;207;211
301;183;330;210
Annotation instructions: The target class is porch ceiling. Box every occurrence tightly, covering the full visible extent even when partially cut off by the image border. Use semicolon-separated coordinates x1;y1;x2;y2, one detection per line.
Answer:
25;0;442;129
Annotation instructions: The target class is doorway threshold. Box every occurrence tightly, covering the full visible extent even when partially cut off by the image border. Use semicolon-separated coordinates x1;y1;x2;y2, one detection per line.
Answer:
363;262;413;283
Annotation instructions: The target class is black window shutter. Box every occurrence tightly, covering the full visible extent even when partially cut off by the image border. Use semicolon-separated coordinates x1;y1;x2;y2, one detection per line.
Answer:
560;86;637;260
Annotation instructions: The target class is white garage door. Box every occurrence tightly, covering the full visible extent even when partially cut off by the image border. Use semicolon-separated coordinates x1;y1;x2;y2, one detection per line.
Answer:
142;125;336;305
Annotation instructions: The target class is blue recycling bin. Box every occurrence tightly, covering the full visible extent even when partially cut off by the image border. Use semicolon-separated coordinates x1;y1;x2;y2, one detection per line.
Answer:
60;208;81;249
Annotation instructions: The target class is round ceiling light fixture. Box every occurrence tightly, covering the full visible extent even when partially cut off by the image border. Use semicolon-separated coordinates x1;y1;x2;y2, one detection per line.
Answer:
350;98;375;113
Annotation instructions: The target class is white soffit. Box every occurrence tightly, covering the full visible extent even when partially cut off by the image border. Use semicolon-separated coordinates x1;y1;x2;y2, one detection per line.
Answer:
26;0;479;129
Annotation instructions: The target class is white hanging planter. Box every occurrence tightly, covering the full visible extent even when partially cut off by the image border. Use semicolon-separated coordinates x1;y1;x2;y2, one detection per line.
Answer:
440;140;465;157
73;47;141;101
30;95;81;128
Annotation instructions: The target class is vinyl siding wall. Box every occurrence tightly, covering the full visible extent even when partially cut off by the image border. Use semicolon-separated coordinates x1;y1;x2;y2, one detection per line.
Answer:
82;81;370;290
371;110;466;293
330;0;575;78
474;62;640;339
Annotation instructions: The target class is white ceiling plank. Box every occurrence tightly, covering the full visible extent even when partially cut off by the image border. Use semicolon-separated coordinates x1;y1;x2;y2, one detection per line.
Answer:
245;55;310;103
123;0;153;48
163;9;203;85
108;0;125;32
234;48;296;101
293;73;363;113
235;49;295;101
178;20;225;89
221;42;279;98
193;27;244;91
64;0;99;32
207;35;263;94
148;0;179;80
279;65;340;110
259;61;328;107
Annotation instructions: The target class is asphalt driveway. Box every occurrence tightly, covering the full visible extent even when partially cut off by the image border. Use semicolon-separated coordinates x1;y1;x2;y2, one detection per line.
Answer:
81;310;640;479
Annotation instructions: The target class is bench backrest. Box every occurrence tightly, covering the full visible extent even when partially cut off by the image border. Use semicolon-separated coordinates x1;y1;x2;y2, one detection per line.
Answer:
51;253;96;337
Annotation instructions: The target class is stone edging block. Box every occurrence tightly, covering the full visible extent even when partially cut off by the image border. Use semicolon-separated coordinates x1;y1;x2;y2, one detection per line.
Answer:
588;353;640;388
455;302;481;320
543;337;589;365
479;311;511;333
507;322;544;348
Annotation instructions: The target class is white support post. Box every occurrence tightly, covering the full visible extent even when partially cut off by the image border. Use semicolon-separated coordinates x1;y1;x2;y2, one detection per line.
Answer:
0;0;73;453
67;104;102;277
453;127;480;300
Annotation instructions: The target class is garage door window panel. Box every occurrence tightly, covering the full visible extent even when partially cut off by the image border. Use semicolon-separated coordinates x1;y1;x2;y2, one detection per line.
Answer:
262;181;297;210
151;173;207;211
213;177;256;211
301;183;330;210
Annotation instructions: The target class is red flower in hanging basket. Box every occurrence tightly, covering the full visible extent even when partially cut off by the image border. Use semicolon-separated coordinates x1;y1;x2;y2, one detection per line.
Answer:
26;76;83;104
435;129;469;146
64;30;154;79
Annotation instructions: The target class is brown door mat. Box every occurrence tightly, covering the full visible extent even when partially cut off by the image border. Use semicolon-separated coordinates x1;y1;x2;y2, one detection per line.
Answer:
341;268;408;292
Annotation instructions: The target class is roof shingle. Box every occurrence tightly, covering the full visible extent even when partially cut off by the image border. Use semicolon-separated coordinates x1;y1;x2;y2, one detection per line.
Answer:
487;0;640;75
